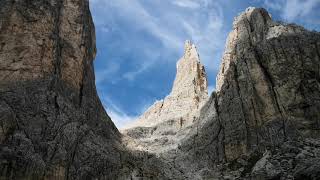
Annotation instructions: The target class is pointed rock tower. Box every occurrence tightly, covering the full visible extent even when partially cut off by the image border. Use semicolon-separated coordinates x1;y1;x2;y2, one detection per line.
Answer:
125;40;208;129
171;40;208;102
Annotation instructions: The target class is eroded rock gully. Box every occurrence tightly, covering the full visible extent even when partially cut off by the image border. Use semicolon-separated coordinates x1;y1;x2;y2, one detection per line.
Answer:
0;2;319;180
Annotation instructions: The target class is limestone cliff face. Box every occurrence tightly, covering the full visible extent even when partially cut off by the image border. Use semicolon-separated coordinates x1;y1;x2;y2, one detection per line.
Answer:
176;7;320;179
215;7;320;160
126;40;208;129
0;1;122;179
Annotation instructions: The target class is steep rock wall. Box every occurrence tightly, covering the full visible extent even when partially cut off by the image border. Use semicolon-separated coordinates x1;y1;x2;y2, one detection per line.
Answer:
176;7;320;179
215;7;320;160
0;1;122;179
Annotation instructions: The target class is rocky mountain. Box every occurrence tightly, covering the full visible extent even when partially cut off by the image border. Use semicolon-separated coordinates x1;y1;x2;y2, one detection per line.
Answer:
175;7;320;179
123;7;320;179
121;40;208;154
0;0;125;179
0;2;319;179
215;7;320;160
125;40;208;129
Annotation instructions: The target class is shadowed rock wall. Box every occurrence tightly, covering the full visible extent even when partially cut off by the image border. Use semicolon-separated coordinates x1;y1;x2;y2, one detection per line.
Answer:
0;0;123;179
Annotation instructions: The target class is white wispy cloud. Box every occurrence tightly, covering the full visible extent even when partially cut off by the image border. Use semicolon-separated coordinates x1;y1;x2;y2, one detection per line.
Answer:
263;0;320;21
122;61;152;81
180;2;224;71
172;0;201;9
261;0;283;11
91;0;319;129
107;109;137;129
90;0;226;81
99;92;137;129
95;62;120;85
104;0;183;51
121;48;160;81
98;90;155;128
282;0;319;21
208;85;215;95
90;0;227;128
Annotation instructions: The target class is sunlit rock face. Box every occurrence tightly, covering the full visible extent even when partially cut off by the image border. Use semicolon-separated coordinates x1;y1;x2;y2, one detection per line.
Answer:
125;40;208;129
214;7;320;161
121;41;209;157
176;7;320;179
124;7;320;179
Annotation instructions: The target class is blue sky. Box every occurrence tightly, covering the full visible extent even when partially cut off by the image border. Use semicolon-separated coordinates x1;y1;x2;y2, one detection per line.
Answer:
89;0;320;128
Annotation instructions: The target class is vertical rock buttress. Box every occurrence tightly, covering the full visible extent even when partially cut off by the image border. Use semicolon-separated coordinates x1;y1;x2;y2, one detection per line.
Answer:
173;7;320;179
184;7;320;169
215;7;320;161
0;1;121;179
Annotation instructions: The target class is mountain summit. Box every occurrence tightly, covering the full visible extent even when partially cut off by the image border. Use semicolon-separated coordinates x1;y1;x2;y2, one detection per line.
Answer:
171;40;208;101
124;40;208;129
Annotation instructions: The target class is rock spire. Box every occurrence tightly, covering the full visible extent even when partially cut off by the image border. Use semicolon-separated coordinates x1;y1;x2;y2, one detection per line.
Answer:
125;40;208;129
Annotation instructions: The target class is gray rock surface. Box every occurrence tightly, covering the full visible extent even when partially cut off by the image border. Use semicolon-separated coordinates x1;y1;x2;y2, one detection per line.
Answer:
0;0;124;179
123;7;320;180
175;7;320;179
213;7;320;161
